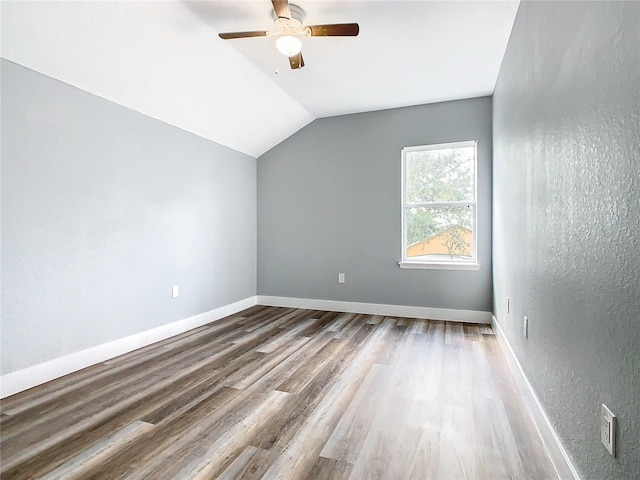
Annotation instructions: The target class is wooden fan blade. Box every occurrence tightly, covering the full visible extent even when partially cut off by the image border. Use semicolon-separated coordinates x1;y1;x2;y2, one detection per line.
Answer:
272;0;291;19
218;31;268;39
289;52;305;69
307;23;359;37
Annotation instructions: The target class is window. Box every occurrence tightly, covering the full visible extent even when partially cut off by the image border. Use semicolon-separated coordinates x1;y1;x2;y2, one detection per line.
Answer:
399;141;479;270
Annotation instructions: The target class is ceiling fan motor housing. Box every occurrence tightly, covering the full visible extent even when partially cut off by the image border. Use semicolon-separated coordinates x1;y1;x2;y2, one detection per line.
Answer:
272;3;305;23
271;4;305;36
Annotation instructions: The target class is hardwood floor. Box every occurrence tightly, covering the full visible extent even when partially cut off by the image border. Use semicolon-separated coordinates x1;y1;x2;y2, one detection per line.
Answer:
0;306;558;479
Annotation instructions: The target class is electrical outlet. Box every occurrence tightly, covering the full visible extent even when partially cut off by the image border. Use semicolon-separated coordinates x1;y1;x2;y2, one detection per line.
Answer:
523;315;528;338
172;285;180;298
601;404;616;456
507;297;510;314
338;273;345;284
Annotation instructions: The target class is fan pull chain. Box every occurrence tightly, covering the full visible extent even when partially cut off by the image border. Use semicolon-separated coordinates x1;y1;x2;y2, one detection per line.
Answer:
274;47;279;75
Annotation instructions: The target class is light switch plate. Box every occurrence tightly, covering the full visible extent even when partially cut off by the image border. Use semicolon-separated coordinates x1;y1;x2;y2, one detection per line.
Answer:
172;285;180;298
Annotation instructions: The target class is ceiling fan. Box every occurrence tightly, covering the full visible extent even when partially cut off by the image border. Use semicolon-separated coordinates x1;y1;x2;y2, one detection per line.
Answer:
218;0;359;70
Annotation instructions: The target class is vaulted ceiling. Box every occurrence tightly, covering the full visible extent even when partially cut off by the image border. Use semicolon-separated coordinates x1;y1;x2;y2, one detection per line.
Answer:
1;1;520;157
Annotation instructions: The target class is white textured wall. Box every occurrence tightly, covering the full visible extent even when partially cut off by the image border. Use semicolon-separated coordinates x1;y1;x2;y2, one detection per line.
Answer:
492;2;639;478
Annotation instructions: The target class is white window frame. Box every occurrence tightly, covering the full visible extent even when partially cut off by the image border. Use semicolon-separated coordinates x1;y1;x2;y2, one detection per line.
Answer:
399;140;480;270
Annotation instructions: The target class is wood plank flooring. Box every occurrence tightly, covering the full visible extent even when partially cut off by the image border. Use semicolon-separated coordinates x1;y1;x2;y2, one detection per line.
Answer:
0;306;558;479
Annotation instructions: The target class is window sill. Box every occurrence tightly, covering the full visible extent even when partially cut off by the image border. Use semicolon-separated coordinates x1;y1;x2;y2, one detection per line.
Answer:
398;261;481;271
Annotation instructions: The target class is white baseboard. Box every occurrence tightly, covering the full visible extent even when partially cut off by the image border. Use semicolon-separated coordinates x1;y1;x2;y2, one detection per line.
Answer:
491;315;580;480
257;295;492;324
0;296;257;399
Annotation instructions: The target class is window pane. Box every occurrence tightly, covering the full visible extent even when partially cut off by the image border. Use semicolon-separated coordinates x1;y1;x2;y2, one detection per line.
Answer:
406;205;473;260
405;146;474;203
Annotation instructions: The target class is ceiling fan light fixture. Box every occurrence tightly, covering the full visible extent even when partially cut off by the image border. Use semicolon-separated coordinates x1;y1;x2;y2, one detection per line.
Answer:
218;1;359;70
276;35;302;57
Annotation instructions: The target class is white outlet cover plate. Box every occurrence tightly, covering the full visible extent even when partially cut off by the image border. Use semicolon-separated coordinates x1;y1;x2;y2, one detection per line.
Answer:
172;285;180;298
601;404;616;456
338;273;345;284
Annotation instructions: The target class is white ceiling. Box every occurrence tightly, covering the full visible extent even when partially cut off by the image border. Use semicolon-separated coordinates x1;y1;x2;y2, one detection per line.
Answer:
1;1;520;158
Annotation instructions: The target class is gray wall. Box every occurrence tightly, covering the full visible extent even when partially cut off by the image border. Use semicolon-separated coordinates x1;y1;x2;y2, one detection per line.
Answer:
1;60;257;375
492;2;639;478
258;98;492;312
